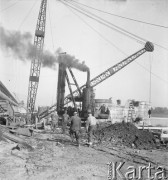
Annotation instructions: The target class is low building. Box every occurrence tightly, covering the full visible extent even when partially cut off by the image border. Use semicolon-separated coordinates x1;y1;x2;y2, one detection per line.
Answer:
0;81;19;124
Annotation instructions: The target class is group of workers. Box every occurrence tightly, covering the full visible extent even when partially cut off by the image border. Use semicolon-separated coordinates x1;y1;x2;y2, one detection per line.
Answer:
69;109;97;147
47;109;97;147
99;104;110;115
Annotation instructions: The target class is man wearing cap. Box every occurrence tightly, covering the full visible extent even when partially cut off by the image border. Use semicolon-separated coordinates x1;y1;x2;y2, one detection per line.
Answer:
86;110;97;147
69;111;81;146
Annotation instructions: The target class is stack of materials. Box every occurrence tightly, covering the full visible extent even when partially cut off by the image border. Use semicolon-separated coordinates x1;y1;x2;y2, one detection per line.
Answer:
137;101;149;119
110;105;124;123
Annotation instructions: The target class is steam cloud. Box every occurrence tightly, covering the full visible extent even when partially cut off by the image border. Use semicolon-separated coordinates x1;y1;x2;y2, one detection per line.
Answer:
0;26;89;71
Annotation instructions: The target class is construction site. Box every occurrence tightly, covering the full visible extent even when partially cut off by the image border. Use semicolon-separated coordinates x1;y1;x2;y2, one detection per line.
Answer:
0;0;168;179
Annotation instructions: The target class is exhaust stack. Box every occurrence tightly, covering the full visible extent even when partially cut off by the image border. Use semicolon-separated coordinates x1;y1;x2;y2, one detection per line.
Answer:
82;68;92;117
57;63;66;113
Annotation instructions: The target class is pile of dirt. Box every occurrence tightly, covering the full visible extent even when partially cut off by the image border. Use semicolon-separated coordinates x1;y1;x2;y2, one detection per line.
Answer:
95;121;157;150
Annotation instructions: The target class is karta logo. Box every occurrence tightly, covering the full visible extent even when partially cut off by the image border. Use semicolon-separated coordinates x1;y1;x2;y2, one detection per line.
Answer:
107;162;167;180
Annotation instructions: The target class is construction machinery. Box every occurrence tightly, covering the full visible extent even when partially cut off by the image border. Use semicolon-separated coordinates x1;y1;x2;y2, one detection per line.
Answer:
27;0;47;115
39;41;154;120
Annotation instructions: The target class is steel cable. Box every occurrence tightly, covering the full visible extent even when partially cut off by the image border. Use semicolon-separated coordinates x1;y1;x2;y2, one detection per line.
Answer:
61;0;145;44
64;0;168;52
69;0;168;29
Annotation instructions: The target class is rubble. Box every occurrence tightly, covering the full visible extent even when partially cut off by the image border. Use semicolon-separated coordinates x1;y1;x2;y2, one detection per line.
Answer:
0;121;168;179
10;127;33;137
95;121;157;150
0;125;34;151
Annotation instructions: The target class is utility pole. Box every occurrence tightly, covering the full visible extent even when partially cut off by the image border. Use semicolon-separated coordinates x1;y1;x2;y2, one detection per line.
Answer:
149;54;152;105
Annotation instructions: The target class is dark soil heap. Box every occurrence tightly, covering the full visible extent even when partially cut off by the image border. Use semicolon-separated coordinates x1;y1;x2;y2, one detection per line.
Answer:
95;121;157;150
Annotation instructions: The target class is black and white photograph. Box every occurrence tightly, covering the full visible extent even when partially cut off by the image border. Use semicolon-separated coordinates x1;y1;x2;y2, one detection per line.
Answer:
0;0;168;179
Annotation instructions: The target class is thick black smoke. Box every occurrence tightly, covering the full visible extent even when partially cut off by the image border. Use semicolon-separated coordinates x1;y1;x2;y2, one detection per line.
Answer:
0;26;89;71
0;26;35;60
57;53;88;72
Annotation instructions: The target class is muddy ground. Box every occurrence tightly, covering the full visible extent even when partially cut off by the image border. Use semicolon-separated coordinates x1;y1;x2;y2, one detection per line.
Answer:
0;125;168;180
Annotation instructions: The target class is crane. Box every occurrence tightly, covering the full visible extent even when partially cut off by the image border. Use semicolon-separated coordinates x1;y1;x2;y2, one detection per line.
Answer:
68;67;82;97
27;0;47;114
64;42;154;104
65;70;77;108
39;41;154;119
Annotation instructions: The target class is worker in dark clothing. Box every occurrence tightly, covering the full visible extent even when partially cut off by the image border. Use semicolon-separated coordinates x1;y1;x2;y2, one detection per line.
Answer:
99;104;106;114
69;112;81;146
105;107;110;115
62;110;69;134
148;109;151;118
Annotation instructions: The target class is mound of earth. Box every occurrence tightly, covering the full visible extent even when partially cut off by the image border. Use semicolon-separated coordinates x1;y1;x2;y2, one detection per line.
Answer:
95;121;157;150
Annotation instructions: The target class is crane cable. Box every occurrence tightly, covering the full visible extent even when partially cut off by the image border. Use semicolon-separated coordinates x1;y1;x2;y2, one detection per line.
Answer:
136;59;168;85
63;0;145;44
149;54;152;104
17;0;38;30
64;0;168;52
63;3;127;56
60;0;145;45
48;0;55;51
0;0;21;13
48;0;57;105
60;0;168;85
69;0;168;29
3;0;38;96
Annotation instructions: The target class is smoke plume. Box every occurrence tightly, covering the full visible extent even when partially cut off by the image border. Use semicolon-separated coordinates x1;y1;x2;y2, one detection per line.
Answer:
0;26;89;71
0;26;35;60
57;53;89;72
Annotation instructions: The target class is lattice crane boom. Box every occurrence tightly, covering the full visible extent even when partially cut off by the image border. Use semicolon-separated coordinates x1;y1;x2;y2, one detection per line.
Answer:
65;70;77;108
39;41;154;118
27;0;47;113
63;41;154;105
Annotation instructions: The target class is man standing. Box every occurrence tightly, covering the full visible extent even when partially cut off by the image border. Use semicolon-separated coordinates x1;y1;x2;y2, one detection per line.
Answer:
51;111;59;132
86;110;97;147
148;109;151;118
69;111;81;146
99;104;106;114
62;110;69;134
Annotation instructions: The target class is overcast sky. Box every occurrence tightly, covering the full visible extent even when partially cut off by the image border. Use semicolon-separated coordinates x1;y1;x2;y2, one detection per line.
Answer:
0;0;168;108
